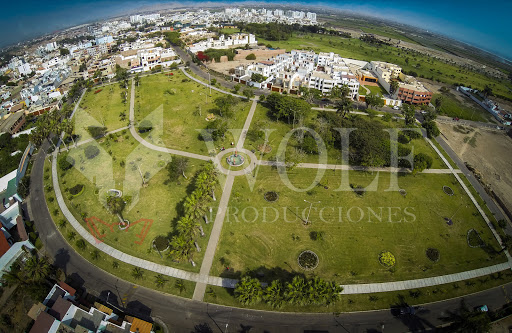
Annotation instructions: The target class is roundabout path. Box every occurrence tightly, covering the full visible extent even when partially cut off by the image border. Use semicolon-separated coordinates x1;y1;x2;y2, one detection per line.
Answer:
49;75;512;307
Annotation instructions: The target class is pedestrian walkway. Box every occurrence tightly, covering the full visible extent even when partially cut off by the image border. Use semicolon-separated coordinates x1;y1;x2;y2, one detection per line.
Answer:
237;99;258;150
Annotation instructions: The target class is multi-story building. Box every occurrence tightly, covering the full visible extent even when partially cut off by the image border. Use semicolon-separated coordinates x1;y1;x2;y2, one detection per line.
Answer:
188;34;257;53
395;75;432;105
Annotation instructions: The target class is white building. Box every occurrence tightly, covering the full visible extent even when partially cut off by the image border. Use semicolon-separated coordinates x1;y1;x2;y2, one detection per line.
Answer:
188;34;257;53
18;63;32;76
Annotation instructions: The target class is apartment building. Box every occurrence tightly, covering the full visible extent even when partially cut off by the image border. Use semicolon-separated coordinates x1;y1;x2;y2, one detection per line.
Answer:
188;34;257;53
116;47;179;72
395;75;432;105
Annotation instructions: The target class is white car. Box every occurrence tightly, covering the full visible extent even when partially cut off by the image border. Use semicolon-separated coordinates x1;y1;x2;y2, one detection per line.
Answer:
392;106;400;110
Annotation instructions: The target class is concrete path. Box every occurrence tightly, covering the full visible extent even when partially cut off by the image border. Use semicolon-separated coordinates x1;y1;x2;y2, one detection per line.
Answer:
237;99;258;150
192;175;236;301
180;67;249;100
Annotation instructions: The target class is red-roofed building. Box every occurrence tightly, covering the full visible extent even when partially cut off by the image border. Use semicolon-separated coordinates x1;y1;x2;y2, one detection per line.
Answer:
0;232;10;257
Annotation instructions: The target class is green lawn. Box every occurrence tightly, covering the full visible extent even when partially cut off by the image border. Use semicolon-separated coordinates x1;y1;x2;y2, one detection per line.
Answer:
244;103;444;168
54;133;220;272
75;84;131;136
364;84;388;96
258;33;512;101
43;159;196;298
211;166;505;284
219;28;240;35
432;91;493;122
134;71;251;155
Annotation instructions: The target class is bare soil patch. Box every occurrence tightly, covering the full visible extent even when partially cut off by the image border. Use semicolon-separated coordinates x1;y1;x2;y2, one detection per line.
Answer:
438;122;512;215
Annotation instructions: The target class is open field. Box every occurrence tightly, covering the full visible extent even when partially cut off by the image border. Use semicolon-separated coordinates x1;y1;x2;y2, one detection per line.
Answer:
75;84;131;135
204;269;512;312
244;103;445;168
438;122;512;216
431;90;493;122
43;159;196;298
256;33;512;101
211;166;506;284
51;132;220;272
134;71;251;155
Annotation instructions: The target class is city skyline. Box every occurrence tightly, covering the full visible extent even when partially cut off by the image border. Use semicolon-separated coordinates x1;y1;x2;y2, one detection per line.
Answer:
1;0;511;61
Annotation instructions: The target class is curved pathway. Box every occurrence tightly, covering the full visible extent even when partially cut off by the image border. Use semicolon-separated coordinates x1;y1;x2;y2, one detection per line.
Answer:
48;75;512;306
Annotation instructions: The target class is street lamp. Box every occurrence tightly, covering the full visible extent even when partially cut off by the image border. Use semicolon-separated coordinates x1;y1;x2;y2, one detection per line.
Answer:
304;199;320;225
106;291;111;304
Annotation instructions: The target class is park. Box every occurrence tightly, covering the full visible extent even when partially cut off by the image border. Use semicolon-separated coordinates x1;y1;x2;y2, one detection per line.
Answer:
41;65;512;312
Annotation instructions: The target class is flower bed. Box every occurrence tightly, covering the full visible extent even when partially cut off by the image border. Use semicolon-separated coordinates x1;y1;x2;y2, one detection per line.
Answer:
443;186;454;196
379;251;396;267
298;250;319;270
263;191;279;202
467;229;484;248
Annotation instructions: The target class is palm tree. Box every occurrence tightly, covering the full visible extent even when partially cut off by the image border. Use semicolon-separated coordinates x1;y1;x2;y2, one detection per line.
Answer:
132;267;144;280
285;276;307;305
112;260;119;269
335;98;351;118
169;234;193;262
183;190;209;221
264;280;285;309
91;249;101;260
1;261;24;286
25;256;52;283
234;276;263;305
155;274;168;288
62;119;77;147
176;215;200;239
175;279;186;294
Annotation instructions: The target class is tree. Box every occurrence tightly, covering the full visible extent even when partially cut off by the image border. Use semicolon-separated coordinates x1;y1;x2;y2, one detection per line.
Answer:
335;98;351;118
183;190;208;221
243;88;255;99
245;53;256;60
413;153;433;173
176;215;200;239
389;80;399;95
235;276;263;305
250;73;265;83
233;84;241;93
155;274;168;288
483;85;493;98
422;121;440;138
132;267;144;280
167;156;189;181
423;109;437;122
434;96;443;110
87;126;107;138
107;195;126;220
84;145;100;159
285;276;307;305
264;280;285;309
175;279;186;293
115;65;128;82
441;300;491;333
138;120;153;133
59;155;75;171
365;94;385;108
169;234;193;262
204;120;228;141
60;48;70;56
402;104;416;125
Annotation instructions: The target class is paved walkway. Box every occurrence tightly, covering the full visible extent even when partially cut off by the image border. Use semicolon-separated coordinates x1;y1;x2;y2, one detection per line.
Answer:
237;99;258;150
180;67;250;101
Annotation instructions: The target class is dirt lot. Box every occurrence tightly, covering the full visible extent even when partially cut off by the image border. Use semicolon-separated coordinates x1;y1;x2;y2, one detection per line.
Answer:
438;122;512;217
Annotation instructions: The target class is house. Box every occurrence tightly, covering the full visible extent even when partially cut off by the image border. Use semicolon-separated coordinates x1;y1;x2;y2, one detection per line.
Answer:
0;111;26;134
30;283;153;333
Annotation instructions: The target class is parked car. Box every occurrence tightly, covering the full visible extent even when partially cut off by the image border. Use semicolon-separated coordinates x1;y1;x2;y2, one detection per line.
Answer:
453;117;460;121
399;306;416;315
393;106;400;110
475;305;488;312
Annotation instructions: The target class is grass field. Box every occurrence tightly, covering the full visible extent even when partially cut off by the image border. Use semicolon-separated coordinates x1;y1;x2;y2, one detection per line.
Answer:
75;83;131;135
211;166;506;284
432;91;493;122
43;159;196;298
204;269;512;312
364;84;388;96
53;133;220;272
134;71;251;155
257;33;512;101
244;103;445;168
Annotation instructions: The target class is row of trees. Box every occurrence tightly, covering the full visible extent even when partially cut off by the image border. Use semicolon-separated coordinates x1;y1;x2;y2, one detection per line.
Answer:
235;275;343;308
168;161;219;264
266;92;312;126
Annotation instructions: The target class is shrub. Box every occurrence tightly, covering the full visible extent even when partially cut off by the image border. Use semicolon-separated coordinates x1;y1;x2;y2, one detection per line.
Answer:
76;239;86;250
246;53;256;60
87;126;107;138
426;248;440;262
138;120;153;133
59;155;75;171
69;184;85;196
84;145;100;159
379;251;396;267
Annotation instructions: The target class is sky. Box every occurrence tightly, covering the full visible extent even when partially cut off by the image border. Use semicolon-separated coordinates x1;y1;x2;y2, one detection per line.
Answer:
1;0;511;60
